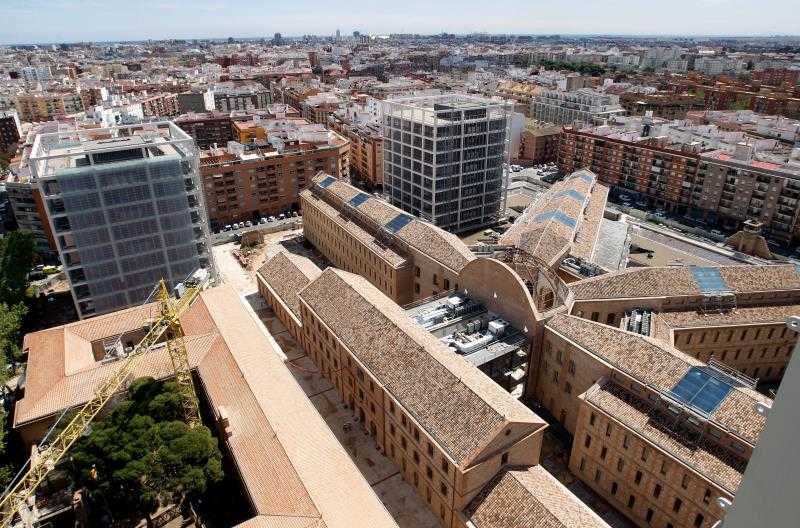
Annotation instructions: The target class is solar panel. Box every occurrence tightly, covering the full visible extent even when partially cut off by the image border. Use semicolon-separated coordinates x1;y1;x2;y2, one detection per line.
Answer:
317;176;336;188
577;173;595;184
690;266;729;293
385;213;414;234
349;192;370;207
554;189;587;203
533;210;577;229
670;367;733;415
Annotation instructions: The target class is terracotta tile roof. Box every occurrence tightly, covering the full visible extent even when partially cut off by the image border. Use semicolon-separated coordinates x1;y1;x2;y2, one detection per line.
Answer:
569;264;800;301
301;190;407;267
258;251;323;318
298;268;545;467
500;170;600;267
16;285;397;528
465;465;611;528
656;303;800;328
584;381;747;494
546;315;769;446
309;173;474;273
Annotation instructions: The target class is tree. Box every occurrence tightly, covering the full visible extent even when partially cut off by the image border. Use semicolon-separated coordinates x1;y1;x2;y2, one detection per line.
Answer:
0;231;35;306
0;302;27;374
68;378;223;526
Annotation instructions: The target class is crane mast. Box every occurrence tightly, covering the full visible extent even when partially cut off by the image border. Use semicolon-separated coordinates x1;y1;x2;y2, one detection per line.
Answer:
0;278;203;527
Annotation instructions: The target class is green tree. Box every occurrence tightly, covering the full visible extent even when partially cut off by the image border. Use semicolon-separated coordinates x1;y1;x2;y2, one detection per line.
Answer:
0;231;36;306
0;302;26;376
68;378;223;526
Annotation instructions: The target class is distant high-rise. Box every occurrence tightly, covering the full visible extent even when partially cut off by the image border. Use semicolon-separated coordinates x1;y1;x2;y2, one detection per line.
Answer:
335;29;341;42
30;122;212;318
381;93;512;233
273;32;282;45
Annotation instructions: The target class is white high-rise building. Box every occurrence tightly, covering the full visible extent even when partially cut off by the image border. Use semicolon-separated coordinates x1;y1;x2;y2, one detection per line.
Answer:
531;88;625;126
381;93;512;233
29;122;213;318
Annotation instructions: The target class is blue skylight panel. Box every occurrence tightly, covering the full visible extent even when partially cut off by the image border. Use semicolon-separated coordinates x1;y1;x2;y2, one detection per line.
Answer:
690;266;729;293
349;192;370;207
385;213;414;234
533;210;577;229
670;367;734;415
318;176;336;188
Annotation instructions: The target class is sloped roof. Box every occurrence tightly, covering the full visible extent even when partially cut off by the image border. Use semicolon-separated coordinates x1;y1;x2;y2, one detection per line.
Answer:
298;268;545;467
258;251;323;318
465;465;611;528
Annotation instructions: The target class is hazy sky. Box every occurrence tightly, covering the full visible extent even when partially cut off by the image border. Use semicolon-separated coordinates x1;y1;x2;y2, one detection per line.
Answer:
2;0;799;44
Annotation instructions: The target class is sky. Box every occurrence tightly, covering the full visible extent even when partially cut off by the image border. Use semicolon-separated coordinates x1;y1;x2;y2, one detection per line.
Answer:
1;0;799;45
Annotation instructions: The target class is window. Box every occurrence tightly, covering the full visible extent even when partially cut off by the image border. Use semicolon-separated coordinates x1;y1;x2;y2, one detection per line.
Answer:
414;266;420;277
585;434;592;448
501;452;509;466
653;484;662;498
579;457;586;472
413;451;420;464
703;488;711;505
623;435;630;449
433;274;438;286
606;424;612;437
565;382;572;395
617;458;624;472
673;498;682;513
591;312;599;322
641;447;649;462
427;442;434;457
600;447;607;460
415;283;420;294
594;469;602;483
441;458;449;473
660;461;669;476
401;437;407;450
635;471;642;485
568;360;576;375
389;400;395;414
681;474;689;489
444;278;450;289
646;509;653;522
694;513;704;527
627;495;635;509
390;424;396;436
590;413;596;426
413;428;420;441
426;466;433;479
611;482;618;495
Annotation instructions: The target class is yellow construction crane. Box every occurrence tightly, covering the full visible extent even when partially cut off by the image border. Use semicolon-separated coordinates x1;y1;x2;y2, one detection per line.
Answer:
0;278;204;527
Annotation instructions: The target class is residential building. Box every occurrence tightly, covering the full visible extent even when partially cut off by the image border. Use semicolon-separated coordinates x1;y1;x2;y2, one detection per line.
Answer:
140;92;180;117
199;121;349;227
0;110;21;152
30;122;212;318
531;89;625;126
619;93;696;120
381;93;512;233
517;122;562;165
206;83;271;112
14;284;400;528
328;105;384;188
558;117;800;243
174;112;234;149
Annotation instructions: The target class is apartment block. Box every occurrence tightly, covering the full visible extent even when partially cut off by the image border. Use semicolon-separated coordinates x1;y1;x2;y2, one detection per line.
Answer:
200;122;349;228
0;110;22;152
531;89;625;126
30;122;212;318
140;92;180;117
207;83;271;112
328;107;384;188
173;112;234;148
517;122;561;165
558;119;800;243
381;94;512;233
300;173;475;304
619;93;696;120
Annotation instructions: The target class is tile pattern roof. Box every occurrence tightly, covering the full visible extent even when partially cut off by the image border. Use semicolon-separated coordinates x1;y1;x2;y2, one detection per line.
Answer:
656;303;800;328
301;190;407;267
569;264;800;301
500;170;598;266
298;268;544;467
585;381;747;494
17;285;397;528
258;251;323;318
310;173;474;272
465;465;611;528
546;315;769;445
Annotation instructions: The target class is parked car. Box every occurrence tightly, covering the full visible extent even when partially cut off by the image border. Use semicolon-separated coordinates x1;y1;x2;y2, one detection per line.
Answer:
268;216;275;222
245;220;253;227
259;217;267;224
278;214;285;220
223;224;232;231
233;223;240;230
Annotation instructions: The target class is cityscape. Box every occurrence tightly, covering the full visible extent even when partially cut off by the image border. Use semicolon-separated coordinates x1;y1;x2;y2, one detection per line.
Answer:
0;2;798;527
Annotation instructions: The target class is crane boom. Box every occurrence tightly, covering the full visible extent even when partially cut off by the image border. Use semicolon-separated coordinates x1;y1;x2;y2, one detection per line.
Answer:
0;279;203;527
